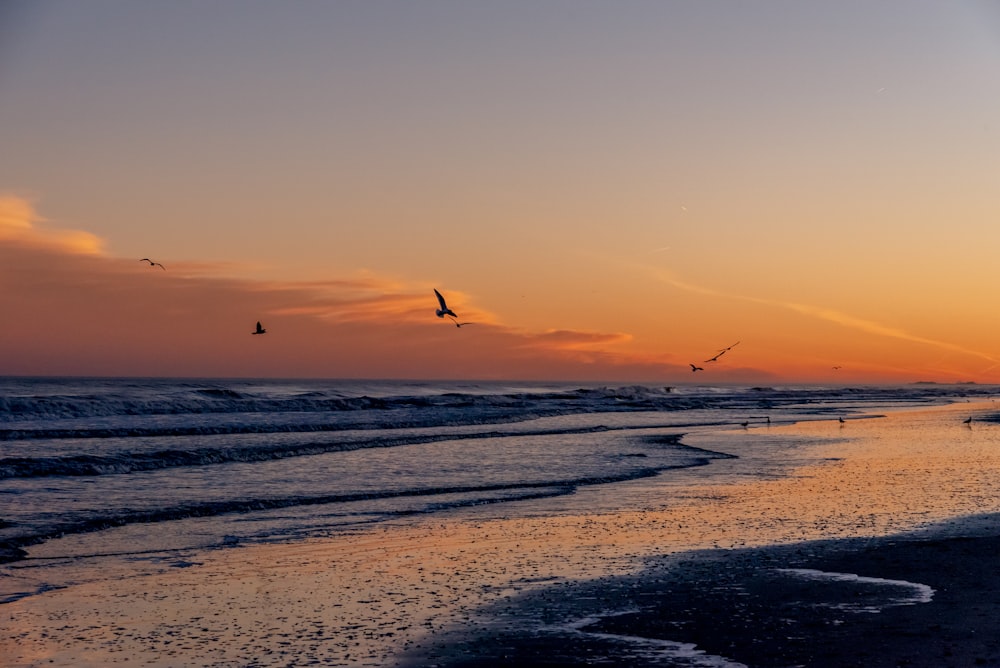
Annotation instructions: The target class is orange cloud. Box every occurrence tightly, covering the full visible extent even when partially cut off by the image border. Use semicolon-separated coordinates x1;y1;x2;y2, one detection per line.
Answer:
0;195;104;255
523;330;633;351
652;269;1000;367
0;197;679;381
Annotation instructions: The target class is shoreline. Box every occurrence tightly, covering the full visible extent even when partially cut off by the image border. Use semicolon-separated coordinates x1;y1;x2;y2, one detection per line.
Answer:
407;518;1000;667
3;401;1000;666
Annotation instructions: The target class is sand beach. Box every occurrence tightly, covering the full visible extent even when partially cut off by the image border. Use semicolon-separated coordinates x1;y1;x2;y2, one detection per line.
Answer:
4;400;1000;666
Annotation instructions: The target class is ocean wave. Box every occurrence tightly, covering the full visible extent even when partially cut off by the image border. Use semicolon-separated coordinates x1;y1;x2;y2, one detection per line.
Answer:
0;424;659;479
0;452;723;563
2;382;984;429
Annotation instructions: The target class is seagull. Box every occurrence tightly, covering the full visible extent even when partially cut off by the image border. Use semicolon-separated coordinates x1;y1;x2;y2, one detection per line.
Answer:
434;289;457;319
690;364;704;372
451;320;474;328
140;258;165;270
705;341;740;362
832;366;842;370
252;321;266;335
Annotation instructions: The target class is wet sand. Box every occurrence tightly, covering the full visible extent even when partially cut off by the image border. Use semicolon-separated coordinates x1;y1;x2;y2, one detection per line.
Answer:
415;528;1000;667
4;402;1000;666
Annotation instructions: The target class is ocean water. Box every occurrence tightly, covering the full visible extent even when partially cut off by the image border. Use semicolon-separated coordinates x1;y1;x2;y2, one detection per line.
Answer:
0;376;995;608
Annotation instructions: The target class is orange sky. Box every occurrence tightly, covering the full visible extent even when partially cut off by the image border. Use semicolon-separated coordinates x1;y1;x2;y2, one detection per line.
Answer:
2;3;999;383
3;194;999;383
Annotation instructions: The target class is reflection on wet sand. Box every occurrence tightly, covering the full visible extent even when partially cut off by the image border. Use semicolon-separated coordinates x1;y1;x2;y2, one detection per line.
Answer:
4;402;1000;666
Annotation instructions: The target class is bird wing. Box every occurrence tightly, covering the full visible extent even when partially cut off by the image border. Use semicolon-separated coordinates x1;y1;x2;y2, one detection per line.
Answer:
434;289;448;310
256;321;263;332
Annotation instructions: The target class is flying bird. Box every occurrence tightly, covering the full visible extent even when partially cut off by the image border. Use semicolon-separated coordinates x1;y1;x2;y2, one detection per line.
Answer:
452;320;475;328
434;289;458;319
252;321;266;335
139;258;165;270
704;341;740;362
690;364;704;372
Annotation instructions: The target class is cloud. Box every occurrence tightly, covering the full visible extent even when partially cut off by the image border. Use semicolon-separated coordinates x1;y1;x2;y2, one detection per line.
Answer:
0;196;669;380
652;269;1000;365
0;195;104;255
523;329;633;350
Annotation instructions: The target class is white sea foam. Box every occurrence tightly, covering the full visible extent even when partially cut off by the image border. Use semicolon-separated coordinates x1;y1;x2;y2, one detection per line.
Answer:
563;611;749;668
777;568;935;611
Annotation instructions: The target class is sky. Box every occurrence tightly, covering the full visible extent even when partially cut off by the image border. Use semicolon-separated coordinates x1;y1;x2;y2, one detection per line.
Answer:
2;1;999;383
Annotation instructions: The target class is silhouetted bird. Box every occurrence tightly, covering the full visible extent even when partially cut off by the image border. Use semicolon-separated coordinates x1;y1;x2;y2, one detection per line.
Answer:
964;416;973;426
690;364;704;372
704;341;740;362
252;321;266;335
140;258;165;270
434;289;458;319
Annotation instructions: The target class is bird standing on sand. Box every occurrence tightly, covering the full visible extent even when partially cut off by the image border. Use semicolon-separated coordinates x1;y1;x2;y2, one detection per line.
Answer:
140;258;165;270
964;416;973;426
434;289;458;319
252;321;266;335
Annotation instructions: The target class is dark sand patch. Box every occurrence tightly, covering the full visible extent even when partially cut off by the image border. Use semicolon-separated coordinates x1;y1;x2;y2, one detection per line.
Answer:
408;527;1000;667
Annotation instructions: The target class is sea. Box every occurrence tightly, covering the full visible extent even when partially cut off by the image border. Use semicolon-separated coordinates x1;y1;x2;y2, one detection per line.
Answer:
2;376;997;609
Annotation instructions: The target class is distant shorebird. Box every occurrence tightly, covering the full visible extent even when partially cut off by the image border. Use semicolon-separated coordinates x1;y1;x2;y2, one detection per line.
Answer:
139;258;165;270
434;289;458;319
839;417;846;425
252;321;267;335
740;420;749;429
690;364;704;372
964;416;973;426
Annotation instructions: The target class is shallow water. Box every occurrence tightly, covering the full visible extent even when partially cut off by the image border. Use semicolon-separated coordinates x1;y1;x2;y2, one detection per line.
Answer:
3;384;1000;666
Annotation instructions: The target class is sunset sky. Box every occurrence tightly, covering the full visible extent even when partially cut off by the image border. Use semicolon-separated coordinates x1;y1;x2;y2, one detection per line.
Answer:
2;1;999;383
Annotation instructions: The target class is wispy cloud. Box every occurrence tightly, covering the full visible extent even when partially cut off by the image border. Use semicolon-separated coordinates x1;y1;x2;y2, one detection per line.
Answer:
0;195;104;255
0;196;661;379
652;269;1000;365
523;330;633;351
